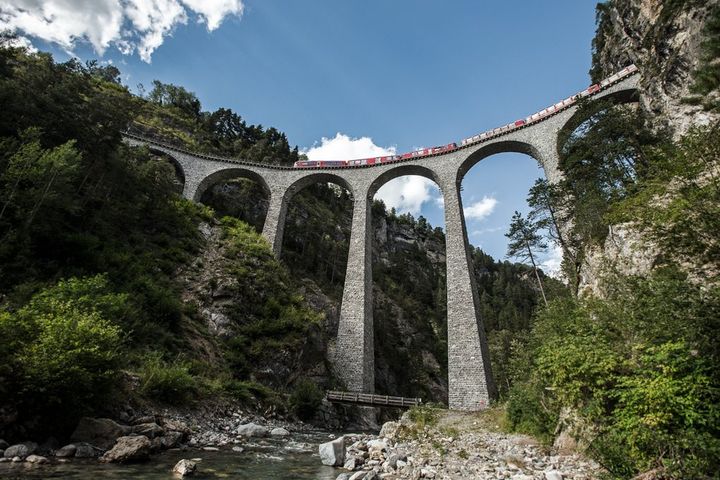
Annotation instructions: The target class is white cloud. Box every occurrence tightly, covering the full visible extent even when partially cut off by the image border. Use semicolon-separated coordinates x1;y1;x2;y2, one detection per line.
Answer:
180;0;243;30
376;176;440;216
2;33;37;51
304;132;396;161
464;196;498;221
303;132;442;216
0;0;243;62
540;243;564;278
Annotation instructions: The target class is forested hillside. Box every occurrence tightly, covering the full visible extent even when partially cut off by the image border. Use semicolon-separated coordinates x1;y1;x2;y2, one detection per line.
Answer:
0;42;321;438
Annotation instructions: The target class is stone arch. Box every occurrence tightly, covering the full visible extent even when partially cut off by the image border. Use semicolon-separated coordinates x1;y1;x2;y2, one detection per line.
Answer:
557;85;641;156
283;172;355;203
457;140;543;185
194;167;271;203
146;146;186;189
369;164;443;199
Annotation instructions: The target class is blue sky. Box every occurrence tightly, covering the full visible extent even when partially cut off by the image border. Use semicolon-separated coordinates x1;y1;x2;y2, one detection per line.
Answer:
2;0;600;271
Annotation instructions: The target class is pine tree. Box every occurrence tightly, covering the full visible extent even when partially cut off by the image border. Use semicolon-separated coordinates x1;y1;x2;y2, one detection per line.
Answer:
505;211;548;306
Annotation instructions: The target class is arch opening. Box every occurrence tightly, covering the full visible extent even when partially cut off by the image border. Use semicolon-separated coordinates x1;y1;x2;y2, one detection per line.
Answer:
557;88;641;157
370;170;448;406
196;168;272;233
280;176;354;301
459;152;564;397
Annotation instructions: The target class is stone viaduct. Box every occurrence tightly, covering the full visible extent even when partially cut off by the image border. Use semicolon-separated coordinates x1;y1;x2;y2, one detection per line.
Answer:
124;73;638;411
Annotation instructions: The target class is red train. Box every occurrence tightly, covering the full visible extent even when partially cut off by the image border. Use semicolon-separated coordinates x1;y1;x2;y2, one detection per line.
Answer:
293;65;638;169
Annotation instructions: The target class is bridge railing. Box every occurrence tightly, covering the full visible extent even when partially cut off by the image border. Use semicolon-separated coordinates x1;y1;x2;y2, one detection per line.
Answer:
122;131;298;171
325;390;422;408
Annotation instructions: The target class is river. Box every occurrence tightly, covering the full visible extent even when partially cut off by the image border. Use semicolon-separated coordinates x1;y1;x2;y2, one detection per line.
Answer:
0;431;339;479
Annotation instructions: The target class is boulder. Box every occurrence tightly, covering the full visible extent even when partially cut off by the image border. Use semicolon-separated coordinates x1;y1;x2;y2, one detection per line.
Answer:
4;442;38;459
131;415;156;425
161;431;184;449
74;443;97;458
366;439;387;451
132;422;164;439
0;440;8;450
348;472;367;480
71;417;130;450
100;435;151;463
161;419;191;436
54;444;77;458
379;421;399;440
270;427;290;436
235;423;269;437
319;436;345;467
335;474;352;480
544;471;563;480
173;459;197;477
343;456;358;470
25;454;48;464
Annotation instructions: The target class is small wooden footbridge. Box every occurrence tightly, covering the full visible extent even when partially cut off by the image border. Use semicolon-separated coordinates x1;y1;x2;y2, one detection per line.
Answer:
325;391;422;408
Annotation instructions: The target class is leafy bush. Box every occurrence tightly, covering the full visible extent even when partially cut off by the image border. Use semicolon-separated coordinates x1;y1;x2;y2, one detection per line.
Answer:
507;271;720;478
138;352;197;405
0;276;124;433
407;404;440;429
506;382;557;444
289;379;323;421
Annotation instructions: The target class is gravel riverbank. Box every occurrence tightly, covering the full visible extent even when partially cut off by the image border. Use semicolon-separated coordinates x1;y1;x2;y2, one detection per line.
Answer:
321;409;604;480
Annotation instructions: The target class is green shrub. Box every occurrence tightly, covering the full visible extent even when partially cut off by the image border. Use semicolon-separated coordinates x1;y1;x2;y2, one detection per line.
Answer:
407;404;440;429
506;382;557;444
0;276;125;433
289;378;323;421
507;272;720;478
225;379;278;405
138;352;196;405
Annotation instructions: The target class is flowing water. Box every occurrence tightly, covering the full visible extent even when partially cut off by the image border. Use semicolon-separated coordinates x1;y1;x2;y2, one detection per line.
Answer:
0;431;340;479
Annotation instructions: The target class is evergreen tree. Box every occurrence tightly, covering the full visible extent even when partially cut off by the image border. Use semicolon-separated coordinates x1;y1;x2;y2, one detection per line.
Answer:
505;211;548;306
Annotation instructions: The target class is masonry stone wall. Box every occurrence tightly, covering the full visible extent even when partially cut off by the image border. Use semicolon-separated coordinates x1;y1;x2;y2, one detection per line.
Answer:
124;74;639;410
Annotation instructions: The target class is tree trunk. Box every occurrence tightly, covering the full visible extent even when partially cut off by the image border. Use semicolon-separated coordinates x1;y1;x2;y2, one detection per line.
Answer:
526;240;548;307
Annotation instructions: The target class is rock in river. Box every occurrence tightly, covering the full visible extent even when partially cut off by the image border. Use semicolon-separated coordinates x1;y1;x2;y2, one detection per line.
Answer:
71;417;130;450
235;423;269;437
4;442;38;460
173;458;197;476
319;436;345;466
100;435;151;463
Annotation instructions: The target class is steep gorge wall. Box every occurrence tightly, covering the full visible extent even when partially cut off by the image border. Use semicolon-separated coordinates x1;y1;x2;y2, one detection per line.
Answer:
592;0;719;134
578;0;719;293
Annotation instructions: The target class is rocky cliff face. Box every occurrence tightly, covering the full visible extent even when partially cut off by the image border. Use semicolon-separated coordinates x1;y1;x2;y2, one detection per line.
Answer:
592;0;719;135
577;0;719;294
